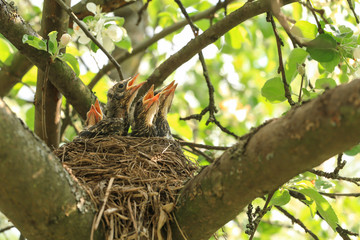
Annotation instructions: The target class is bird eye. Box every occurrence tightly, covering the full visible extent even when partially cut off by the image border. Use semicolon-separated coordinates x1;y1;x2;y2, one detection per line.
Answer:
118;83;124;89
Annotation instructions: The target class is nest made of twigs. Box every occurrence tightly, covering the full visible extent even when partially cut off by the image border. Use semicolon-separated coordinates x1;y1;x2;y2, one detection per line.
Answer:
53;135;198;240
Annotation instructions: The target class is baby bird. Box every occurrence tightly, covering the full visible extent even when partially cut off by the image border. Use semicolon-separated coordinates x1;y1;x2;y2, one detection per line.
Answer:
80;75;144;138
130;85;160;137
155;81;177;139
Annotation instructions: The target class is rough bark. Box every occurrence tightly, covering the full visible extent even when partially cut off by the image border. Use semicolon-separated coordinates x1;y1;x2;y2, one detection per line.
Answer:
34;0;71;148
171;79;360;240
0;0;96;119
0;99;104;240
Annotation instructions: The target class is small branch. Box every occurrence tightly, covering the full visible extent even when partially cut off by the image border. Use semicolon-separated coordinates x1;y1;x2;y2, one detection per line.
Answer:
0;225;14;234
347;0;360;24
136;0;152;25
334;153;346;175
275;206;319;240
336;225;358;239
319;192;360;198
178;141;229;150
54;0;124;80
247;192;274;240
309;169;360;186
267;12;295;106
175;0;239;139
89;0;235;89
305;0;324;34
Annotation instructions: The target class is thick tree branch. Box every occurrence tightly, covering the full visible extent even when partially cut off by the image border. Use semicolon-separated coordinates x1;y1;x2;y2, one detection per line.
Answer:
34;0;70;148
89;0;235;88
139;0;297;96
172;78;360;239
0;99;104;240
0;0;96;119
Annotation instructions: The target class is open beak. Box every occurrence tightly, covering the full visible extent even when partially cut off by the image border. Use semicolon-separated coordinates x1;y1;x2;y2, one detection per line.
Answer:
126;73;140;90
143;92;160;112
93;99;103;120
86;105;101;127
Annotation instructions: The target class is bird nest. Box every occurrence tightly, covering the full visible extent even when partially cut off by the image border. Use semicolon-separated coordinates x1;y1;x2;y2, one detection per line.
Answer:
53;136;198;240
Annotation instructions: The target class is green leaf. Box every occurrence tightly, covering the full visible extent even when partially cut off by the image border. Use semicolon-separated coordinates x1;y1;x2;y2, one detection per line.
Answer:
261;77;287;102
0;37;14;64
61;53;80;76
90;41;99;52
314;179;334;190
22;34;47;51
337;25;353;38
315;78;336;89
269;189;290;206
344;144;360;156
47;31;58;56
285;48;308;82
307;34;338;62
297;187;338;231
291;20;317;41
319;52;340;72
115;35;132;52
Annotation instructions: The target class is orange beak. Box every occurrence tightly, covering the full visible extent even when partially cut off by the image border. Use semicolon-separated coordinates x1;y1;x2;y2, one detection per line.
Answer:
126;73;140;89
85;105;100;127
143;85;155;102
143;92;160;111
93;99;103;120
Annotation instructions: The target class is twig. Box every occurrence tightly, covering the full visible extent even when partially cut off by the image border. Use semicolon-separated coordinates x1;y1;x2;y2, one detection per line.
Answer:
334;153;346;175
54;0;124;80
319;192;360;198
275;206;319;240
305;0;324;34
0;225;14;233
309;169;360;186
270;0;303;48
178;140;229;150
267;12;295;106
94;177;115;229
298;64;305;103
175;0;240;139
247;192;275;240
89;0;235;89
347;0;360;24
136;0;152;25
336;225;358;239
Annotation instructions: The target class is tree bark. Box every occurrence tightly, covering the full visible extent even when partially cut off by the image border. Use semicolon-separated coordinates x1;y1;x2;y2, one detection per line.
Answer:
171;79;360;240
0;99;104;240
34;0;71;148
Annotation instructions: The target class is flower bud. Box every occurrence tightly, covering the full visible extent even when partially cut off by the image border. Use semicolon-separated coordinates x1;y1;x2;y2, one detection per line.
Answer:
60;33;71;48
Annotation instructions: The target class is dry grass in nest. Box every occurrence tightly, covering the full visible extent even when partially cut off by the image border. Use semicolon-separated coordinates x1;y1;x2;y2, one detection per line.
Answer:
53;135;198;240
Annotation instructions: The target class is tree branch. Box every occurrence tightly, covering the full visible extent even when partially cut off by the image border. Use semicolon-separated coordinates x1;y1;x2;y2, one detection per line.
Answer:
89;0;235;89
0;0;96;119
138;0;298;96
171;78;360;239
34;0;70;148
0;99;104;240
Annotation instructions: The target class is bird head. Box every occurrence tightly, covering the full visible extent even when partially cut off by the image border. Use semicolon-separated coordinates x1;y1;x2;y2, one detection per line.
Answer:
107;74;145;118
138;85;160;126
